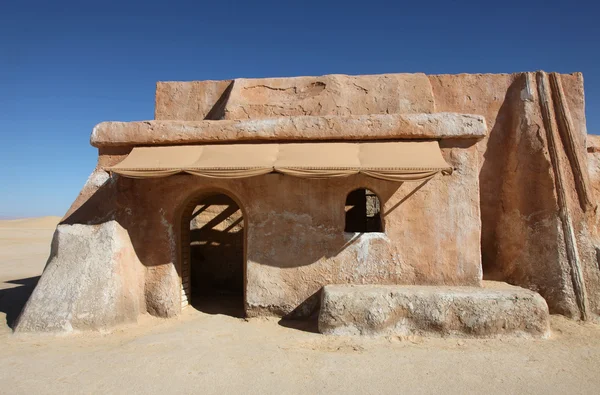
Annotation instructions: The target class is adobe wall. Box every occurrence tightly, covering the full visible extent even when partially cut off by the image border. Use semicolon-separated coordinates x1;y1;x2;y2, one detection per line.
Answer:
588;135;600;199
587;135;600;282
430;72;599;318
65;142;480;317
147;71;600;318
57;71;600;321
20;71;600;333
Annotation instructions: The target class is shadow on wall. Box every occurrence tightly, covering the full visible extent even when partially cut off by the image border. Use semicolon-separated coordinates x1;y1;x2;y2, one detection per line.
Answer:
478;75;523;278
0;276;40;329
61;174;121;226
245;179;415;269
287;180;431;266
60;175;162;272
204;80;235;120
59;172;435;273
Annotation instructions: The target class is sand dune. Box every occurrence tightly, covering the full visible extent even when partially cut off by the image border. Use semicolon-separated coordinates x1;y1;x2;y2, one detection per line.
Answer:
0;216;61;229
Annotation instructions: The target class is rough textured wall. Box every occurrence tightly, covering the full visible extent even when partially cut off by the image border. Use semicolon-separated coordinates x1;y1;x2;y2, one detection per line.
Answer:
588;135;600;201
155;80;232;121
55;71;600;322
15;221;145;332
428;73;516;268
63;143;479;318
586;135;600;303
222;73;435;119
155;73;435;121
427;72;599;318
483;74;578;316
151;73;516;278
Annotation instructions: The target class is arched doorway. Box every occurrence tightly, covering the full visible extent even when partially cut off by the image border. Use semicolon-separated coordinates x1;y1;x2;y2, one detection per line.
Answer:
180;192;245;317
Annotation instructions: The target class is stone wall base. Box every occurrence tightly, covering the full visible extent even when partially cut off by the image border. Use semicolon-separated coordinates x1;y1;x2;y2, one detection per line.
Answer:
15;221;145;333
318;282;550;338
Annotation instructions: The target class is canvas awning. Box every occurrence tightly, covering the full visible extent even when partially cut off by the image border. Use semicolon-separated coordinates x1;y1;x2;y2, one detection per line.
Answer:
106;141;452;181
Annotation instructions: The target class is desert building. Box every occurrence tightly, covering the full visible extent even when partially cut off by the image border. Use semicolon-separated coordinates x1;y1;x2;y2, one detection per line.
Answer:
15;72;600;336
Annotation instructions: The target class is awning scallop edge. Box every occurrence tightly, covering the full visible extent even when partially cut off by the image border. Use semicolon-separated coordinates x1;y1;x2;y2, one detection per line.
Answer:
105;141;453;182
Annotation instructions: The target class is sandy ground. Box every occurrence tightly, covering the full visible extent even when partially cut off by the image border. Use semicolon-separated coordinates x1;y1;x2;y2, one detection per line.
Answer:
1;218;600;394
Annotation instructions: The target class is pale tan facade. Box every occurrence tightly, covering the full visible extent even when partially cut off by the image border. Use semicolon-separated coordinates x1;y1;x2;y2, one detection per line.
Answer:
14;71;600;333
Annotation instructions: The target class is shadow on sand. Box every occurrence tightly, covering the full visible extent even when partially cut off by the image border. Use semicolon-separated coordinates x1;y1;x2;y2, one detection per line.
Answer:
189;293;246;319
189;293;319;333
0;276;40;329
278;317;319;334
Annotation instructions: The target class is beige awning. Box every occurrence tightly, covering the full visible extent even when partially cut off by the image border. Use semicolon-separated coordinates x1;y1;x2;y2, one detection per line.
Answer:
186;144;279;178
106;146;203;178
106;141;452;181
275;143;361;178
359;142;453;181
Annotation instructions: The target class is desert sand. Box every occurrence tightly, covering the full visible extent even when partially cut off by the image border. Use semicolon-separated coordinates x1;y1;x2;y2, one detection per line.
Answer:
1;217;600;394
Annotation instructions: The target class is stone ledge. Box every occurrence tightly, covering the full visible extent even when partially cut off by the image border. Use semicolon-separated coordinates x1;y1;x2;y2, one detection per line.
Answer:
318;283;550;338
90;113;487;148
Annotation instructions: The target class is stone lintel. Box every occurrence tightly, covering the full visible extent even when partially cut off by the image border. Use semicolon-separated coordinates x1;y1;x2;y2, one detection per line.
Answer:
318;283;550;338
91;113;487;148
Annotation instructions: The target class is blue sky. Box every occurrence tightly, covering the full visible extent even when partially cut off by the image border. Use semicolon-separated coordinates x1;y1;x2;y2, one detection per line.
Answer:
1;0;598;217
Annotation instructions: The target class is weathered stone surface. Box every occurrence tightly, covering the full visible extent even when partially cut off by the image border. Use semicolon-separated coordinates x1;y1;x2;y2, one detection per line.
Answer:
559;73;588;142
549;73;593;212
481;72;600;319
24;71;600;333
62;168;114;222
15;221;145;332
425;71;600;319
155;80;232;121
587;136;600;207
93;140;481;318
62;147;132;225
429;73;517;274
586;136;600;301
144;264;180;318
318;283;550;338
588;134;600;153
429;73;517;125
154;73;435;122
223;73;435;119
480;73;579;317
91;113;487;147
587;135;600;202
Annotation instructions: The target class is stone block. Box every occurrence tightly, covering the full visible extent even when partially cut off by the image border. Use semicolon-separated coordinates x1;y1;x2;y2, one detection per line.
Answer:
15;221;145;333
318;283;550;338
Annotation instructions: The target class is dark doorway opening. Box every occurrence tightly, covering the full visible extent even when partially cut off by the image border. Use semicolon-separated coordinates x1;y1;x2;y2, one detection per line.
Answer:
345;188;383;232
182;193;245;317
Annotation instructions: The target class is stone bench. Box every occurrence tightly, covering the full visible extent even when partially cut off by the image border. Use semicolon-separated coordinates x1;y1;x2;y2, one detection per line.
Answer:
318;283;550;338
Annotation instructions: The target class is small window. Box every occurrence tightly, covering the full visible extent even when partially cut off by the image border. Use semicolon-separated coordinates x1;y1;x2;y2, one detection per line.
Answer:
344;188;382;232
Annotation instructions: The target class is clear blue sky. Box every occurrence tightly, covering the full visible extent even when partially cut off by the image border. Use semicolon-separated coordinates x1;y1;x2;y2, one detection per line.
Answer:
1;0;598;218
